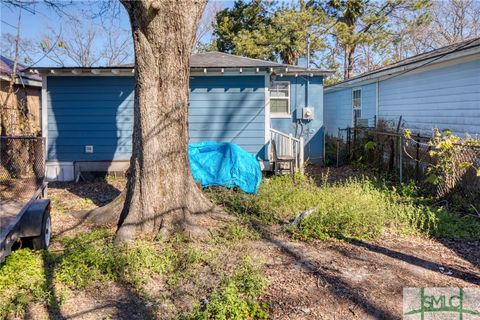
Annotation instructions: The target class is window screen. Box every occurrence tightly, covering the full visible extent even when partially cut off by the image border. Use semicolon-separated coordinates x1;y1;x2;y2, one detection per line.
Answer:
270;81;290;115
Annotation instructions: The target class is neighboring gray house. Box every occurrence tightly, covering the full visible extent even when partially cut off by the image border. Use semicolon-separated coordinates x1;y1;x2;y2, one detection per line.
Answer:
324;37;480;137
31;52;331;181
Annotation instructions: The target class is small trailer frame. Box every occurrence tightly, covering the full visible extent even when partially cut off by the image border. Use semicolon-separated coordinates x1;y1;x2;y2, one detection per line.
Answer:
0;136;51;262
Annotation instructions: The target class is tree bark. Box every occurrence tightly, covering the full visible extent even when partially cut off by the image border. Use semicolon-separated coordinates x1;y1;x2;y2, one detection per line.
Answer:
96;0;216;243
344;44;355;80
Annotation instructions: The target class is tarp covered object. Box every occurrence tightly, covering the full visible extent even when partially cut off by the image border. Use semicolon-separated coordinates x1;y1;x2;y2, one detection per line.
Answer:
189;142;262;194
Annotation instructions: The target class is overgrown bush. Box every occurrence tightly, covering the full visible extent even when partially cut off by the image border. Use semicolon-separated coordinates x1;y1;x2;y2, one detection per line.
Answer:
207;175;480;241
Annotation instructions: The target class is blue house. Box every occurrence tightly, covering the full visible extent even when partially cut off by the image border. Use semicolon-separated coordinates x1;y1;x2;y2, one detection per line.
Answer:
324;38;480;138
33;52;331;181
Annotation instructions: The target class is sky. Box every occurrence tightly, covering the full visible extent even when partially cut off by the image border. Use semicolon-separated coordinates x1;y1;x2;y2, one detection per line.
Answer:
0;0;232;67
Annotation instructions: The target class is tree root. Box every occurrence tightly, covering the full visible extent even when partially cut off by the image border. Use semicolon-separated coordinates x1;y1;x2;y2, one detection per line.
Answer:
72;190;126;227
74;180;232;244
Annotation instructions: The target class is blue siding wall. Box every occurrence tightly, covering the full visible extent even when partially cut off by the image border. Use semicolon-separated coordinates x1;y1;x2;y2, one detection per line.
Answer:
270;75;325;162
324;83;377;137
189;75;266;158
361;83;376;126
324;87;352;136
324;58;480;137
378;59;480;136
47;77;134;161
47;75;267;162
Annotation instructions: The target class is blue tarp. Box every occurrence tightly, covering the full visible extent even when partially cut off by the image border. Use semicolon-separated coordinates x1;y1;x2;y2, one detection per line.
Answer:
189;142;262;194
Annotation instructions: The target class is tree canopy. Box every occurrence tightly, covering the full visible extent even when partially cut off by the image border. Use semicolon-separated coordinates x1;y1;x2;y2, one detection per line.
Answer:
212;0;327;65
211;0;432;80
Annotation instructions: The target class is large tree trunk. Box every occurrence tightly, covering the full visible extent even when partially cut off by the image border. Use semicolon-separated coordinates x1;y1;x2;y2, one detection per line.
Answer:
104;0;214;243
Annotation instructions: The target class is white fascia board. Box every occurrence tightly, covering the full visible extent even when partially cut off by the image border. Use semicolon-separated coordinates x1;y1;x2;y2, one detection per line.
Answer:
190;69;268;76
33;69;134;76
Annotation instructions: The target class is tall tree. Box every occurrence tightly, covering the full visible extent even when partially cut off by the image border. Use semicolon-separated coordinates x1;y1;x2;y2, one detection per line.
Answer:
213;0;327;65
3;0;215;243
324;0;428;79
107;0;214;243
194;0;224;52
390;0;480;60
213;0;270;56
40;20;132;67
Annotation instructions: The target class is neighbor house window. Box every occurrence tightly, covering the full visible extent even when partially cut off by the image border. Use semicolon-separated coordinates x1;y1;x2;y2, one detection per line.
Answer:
270;81;290;116
352;88;362;126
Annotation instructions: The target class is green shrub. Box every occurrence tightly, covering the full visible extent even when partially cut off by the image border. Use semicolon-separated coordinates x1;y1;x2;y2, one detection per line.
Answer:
0;249;49;318
179;258;268;320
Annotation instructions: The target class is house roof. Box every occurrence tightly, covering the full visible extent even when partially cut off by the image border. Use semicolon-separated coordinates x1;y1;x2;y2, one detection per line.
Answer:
192;52;303;69
29;51;333;76
0;55;42;84
326;37;480;90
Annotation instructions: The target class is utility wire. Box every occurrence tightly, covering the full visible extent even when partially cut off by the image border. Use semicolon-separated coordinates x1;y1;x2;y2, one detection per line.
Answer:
1;19;18;29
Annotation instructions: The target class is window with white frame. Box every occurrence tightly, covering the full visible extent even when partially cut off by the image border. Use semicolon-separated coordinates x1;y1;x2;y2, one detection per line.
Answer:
270;81;290;116
352;88;362;126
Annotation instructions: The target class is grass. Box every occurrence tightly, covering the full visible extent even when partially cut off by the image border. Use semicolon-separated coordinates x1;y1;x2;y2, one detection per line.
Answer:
55;229;176;290
0;249;50;319
206;174;480;241
178;258;268;320
0;222;267;319
2;172;477;318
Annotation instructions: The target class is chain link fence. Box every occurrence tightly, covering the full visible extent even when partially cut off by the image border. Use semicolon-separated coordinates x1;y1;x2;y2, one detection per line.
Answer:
0;136;45;205
325;127;480;203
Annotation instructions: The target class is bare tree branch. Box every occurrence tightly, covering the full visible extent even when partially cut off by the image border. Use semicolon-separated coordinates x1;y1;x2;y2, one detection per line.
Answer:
194;0;223;52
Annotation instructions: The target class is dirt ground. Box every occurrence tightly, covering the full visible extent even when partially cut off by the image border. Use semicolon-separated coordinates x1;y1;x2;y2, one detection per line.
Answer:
27;170;480;320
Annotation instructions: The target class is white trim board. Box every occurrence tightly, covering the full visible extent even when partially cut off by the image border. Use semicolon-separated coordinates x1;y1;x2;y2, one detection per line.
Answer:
264;73;271;161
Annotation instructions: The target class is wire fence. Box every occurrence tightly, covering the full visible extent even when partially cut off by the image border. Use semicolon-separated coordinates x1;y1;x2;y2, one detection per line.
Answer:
325;127;480;201
0;136;45;204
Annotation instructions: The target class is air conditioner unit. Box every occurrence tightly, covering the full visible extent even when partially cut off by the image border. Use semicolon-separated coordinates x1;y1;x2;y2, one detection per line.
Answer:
356;119;369;127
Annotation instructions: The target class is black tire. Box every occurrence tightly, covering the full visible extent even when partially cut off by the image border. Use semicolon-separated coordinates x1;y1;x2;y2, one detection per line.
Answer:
32;211;52;250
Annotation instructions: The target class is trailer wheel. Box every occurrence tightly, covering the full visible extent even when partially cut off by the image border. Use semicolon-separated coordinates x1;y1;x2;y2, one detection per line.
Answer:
32;211;51;249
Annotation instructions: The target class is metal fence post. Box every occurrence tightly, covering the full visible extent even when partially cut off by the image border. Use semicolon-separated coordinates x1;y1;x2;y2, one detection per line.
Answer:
336;139;339;168
347;127;351;160
399;135;403;185
353;127;357;160
415;133;420;181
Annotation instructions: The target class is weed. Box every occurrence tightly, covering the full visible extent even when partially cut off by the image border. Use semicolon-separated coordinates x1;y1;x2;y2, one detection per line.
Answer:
208;175;480;241
213;223;259;247
78;197;95;209
55;229;174;290
178;258;268;320
0;249;49;318
0;224;268;319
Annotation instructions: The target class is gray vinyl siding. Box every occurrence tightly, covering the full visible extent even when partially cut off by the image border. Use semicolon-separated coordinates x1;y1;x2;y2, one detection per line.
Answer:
324;57;480;137
378;59;480;136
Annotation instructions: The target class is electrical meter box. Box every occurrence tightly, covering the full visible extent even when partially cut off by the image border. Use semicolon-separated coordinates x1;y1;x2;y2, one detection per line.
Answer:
301;107;314;120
